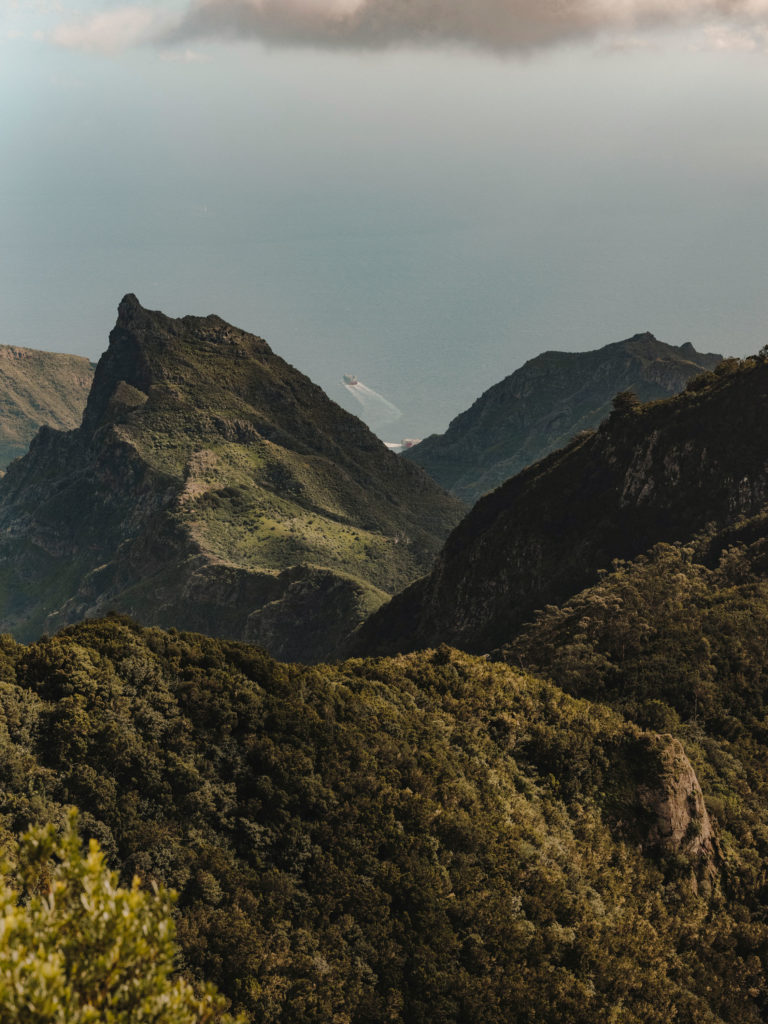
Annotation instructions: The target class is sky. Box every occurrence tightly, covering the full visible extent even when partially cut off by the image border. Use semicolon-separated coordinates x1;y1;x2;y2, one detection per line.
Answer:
3;1;768;439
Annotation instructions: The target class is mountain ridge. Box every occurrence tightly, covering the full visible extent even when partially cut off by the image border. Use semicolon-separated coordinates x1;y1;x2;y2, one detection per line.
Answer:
404;332;722;504
0;296;463;658
355;353;768;656
0;343;95;468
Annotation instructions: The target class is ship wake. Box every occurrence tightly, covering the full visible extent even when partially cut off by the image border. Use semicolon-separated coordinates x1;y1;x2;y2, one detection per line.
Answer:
344;380;401;425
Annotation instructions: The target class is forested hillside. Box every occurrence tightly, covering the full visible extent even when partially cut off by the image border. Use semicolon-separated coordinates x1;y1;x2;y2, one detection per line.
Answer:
2;617;768;1022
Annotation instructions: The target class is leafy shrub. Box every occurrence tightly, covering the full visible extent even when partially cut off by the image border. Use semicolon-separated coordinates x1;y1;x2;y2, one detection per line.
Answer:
0;812;241;1024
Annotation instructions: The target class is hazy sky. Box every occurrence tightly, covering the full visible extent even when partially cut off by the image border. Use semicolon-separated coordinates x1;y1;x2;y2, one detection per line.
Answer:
3;1;768;437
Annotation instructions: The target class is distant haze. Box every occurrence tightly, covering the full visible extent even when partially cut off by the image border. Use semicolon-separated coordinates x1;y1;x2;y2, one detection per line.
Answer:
3;5;768;439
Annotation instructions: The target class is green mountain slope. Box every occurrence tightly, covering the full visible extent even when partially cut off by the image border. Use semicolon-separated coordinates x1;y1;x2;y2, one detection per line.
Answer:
0;344;94;468
498;538;768;733
3;617;767;1023
355;354;768;655
0;296;462;658
404;333;721;504
494;537;768;913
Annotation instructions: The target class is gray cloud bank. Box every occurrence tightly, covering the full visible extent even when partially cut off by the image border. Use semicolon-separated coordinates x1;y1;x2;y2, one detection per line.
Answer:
159;0;768;52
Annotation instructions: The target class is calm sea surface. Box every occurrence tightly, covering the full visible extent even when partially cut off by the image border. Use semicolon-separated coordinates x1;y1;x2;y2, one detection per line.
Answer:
3;42;767;441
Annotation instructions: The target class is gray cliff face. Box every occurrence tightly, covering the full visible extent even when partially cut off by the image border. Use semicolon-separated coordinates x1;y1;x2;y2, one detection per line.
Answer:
355;355;768;656
404;333;722;505
636;734;717;873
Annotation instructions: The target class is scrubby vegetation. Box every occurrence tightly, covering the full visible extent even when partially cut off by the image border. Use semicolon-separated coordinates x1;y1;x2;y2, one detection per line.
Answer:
2;616;768;1021
0;345;94;469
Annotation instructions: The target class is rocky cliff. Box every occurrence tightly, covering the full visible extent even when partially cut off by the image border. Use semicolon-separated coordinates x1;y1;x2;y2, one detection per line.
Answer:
355;354;768;655
0;344;94;468
0;296;463;658
404;334;722;505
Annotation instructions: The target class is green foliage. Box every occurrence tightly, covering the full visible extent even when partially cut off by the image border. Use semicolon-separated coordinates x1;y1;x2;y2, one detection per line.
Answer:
505;540;768;732
503;540;768;922
0;812;240;1023
2;617;768;1021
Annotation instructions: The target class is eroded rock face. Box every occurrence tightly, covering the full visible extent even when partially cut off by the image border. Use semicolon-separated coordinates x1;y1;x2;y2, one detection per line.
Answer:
636;734;716;870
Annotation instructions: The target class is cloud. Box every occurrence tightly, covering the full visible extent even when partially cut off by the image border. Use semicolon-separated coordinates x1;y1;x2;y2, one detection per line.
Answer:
693;21;768;47
159;0;768;52
51;6;162;51
160;0;621;51
159;45;212;60
50;0;768;54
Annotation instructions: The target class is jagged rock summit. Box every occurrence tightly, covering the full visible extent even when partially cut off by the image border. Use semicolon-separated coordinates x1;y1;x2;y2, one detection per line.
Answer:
0;296;463;658
355;353;768;655
404;332;722;505
0;343;94;468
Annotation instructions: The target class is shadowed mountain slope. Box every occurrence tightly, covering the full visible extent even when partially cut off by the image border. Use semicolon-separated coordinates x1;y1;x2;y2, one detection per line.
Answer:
0;344;94;468
0;296;462;658
404;334;722;504
355;354;768;655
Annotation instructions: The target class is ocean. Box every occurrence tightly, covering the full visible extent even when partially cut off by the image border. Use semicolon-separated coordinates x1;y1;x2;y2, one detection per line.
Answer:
3;39;768;441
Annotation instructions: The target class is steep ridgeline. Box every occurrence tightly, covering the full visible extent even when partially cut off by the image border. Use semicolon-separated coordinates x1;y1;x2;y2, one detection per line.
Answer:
355;354;768;655
0;296;463;658
404;334;722;505
0;344;95;468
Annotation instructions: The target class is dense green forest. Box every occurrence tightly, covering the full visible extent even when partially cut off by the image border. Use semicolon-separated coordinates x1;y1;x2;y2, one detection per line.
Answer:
2;614;768;1021
500;539;768;902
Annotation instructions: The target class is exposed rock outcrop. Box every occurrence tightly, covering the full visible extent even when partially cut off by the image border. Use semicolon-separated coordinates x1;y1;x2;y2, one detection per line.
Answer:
636;733;717;877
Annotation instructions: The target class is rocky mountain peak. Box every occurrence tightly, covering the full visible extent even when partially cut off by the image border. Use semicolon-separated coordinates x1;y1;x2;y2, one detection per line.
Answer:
117;292;143;323
83;297;275;434
0;297;462;658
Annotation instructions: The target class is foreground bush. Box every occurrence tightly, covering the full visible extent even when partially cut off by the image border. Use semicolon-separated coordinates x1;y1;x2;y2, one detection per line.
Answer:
0;813;240;1024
